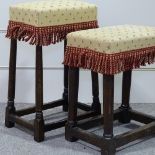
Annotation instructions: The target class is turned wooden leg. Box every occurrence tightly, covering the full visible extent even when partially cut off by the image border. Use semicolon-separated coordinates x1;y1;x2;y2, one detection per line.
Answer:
65;67;79;142
101;143;116;155
34;45;44;142
119;70;132;124
5;39;17;128
102;75;116;155
91;71;101;114
63;39;68;112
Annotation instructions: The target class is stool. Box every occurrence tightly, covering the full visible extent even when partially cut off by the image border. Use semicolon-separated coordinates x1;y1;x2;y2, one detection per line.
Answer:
5;0;101;142
64;25;155;155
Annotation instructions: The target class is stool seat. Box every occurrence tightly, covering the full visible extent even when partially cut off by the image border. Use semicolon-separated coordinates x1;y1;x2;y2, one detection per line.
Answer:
64;25;155;75
6;0;98;46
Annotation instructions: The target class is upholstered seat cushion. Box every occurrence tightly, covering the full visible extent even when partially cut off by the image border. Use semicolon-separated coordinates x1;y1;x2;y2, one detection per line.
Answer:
6;0;98;46
67;25;155;53
64;25;155;75
9;0;97;27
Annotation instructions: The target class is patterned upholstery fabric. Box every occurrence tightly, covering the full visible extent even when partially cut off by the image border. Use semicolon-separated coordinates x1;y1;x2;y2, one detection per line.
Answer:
64;25;155;75
67;25;155;54
6;0;98;46
9;0;97;27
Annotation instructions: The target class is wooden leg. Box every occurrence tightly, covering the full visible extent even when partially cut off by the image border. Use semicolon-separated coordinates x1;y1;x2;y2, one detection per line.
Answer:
34;45;44;142
101;148;116;155
5;39;17;128
91;71;101;114
119;70;132;124
102;75;116;155
63;39;68;112
65;67;79;142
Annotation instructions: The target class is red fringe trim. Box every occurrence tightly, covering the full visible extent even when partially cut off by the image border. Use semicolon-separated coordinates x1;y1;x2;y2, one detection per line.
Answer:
6;20;98;46
64;46;155;75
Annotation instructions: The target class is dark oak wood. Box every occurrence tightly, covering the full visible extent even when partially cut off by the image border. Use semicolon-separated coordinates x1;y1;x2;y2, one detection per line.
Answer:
68;67;79;123
103;75;114;139
5;41;100;142
65;67;79;142
103;75;116;155
6;39;155;154
65;67;155;155
119;70;132;123
16;100;91;116
5;37;101;142
115;122;155;148
101;147;116;155
5;39;17;128
71;127;107;148
9;114;34;131
91;71;101;114
16;99;64;116
44;111;96;132
130;109;155;124
34;45;44;142
77;102;92;111
70;127;116;155
63;39;69;112
77;109;121;130
8;109;97;133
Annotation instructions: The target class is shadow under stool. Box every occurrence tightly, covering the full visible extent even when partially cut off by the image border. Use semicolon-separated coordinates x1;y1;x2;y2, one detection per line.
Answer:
5;0;101;142
64;25;155;155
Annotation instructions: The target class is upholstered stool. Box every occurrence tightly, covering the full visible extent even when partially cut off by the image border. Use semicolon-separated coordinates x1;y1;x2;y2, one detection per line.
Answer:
5;0;101;142
64;25;155;155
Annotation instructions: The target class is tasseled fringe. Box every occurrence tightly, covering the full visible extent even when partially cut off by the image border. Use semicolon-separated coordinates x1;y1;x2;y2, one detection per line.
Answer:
6;20;98;46
64;46;155;75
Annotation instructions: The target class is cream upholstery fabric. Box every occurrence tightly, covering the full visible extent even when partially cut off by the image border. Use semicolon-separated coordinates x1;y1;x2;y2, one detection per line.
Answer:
67;25;155;53
9;0;97;27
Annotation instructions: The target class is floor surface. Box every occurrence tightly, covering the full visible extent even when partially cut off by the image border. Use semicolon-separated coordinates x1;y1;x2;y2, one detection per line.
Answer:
0;103;155;155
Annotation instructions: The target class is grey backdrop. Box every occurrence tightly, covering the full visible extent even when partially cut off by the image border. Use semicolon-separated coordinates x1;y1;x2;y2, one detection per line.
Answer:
0;0;155;104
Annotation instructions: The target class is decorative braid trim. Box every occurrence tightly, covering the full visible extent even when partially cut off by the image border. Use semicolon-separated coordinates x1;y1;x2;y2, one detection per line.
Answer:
64;46;155;75
6;20;98;46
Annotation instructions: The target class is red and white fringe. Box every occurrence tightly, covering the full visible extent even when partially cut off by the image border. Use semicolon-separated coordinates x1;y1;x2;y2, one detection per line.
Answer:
6;20;98;46
64;46;155;75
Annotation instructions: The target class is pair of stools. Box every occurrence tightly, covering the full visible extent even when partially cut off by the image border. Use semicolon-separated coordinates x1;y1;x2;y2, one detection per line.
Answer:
5;0;155;155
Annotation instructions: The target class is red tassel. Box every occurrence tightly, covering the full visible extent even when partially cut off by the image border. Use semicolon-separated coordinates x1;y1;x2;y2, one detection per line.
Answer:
6;20;98;46
64;46;155;75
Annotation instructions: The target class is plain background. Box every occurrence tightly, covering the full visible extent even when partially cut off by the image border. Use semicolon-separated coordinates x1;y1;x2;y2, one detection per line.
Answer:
0;0;155;104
